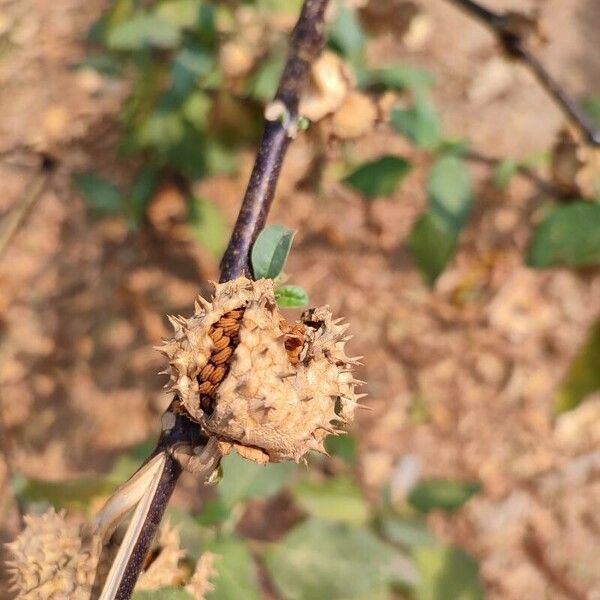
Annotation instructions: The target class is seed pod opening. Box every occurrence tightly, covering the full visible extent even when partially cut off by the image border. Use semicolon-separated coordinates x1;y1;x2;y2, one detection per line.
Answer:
158;276;362;463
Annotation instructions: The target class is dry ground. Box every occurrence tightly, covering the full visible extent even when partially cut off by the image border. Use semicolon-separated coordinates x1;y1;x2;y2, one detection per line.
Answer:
0;0;599;598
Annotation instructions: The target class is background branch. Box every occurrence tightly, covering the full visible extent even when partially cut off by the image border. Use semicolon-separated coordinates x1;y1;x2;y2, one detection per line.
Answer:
98;1;330;597
448;0;600;146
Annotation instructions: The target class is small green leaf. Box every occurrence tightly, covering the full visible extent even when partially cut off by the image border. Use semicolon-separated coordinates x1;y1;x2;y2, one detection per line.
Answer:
492;158;519;190
13;475;117;510
73;173;123;214
408;479;481;513
195;498;230;525
360;66;434;92
427;155;472;230
204;537;261;600
275;285;309;308
292;476;369;525
106;14;180;50
251;224;296;280
527;202;600;268
127;166;161;227
555;320;600;413
328;6;365;58
133;589;194;600
264;519;398;600
137;111;185;150
219;452;294;508
391;97;441;150
379;515;437;549
324;434;358;465
344;156;411;199
408;213;458;285
187;196;227;259
581;95;600;129
249;55;286;102
412;545;484;600
154;0;203;29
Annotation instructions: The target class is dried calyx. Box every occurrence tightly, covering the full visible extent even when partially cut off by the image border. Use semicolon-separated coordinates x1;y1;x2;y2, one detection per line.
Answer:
158;276;363;463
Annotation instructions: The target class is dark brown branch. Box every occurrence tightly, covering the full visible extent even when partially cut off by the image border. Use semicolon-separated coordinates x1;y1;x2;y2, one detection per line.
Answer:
220;0;329;281
102;1;330;597
448;0;600;146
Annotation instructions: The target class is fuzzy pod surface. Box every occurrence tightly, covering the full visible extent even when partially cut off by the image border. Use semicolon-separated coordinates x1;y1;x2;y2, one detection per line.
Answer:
158;276;362;463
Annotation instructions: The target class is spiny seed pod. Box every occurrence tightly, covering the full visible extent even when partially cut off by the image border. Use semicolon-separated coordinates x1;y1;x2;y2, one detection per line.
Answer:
158;276;363;463
5;509;101;600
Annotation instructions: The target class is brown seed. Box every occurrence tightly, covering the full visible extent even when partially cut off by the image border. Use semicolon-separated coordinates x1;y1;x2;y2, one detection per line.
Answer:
226;310;244;320
222;324;241;336
199;380;215;394
213;335;230;351
212;346;233;365
200;363;215;380
217;317;238;329
209;327;224;343
209;365;226;384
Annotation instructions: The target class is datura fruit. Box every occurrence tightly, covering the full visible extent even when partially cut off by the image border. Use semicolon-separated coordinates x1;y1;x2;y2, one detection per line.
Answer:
158;276;363;463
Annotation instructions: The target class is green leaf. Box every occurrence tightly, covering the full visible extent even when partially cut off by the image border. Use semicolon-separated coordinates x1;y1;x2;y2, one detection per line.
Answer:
251;224;296;280
492;158;519;190
412;545;484;600
137;111;185;150
195;498;230;525
379;515;437;549
275;285;309;308
106;14;180;50
292;476;369;525
324;434;358;465
12;475;117;510
73;173;123;214
249;55;286;102
204;537;261;600
527;202;600;268
408;213;458;285
427;155;472;230
154;0;203;29
555;320;600;412
264;519;398;600
219;452;294;508
408;479;481;513
359;66;434;92
133;589;193;600
187;196;227;259
127;166;161;227
391;97;441;150
581;95;600;129
165;507;211;561
343;156;411;199
328;5;365;58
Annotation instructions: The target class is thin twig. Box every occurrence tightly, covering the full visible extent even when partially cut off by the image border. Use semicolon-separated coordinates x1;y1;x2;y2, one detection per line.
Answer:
447;0;600;146
97;1;330;597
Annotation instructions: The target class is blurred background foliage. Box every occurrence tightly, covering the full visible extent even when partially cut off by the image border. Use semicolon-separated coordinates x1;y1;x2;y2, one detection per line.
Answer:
8;0;600;597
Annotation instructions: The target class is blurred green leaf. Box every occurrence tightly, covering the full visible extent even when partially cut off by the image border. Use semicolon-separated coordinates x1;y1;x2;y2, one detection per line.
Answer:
166;506;211;561
412;545;484;600
408;213;458;285
265;519;398;600
155;0;202;29
133;589;193;600
275;285;309;308
555;320;600;413
175;47;215;78
292;476;369;525
391;97;441;150
249;55;286;102
187;196;227;259
204;536;261;600
380;515;437;549
427;155;472;230
324;434;358;465
359;66;434;92
71;54;122;76
344;156;411;199
527;202;600;268
581;96;600;129
251;224;296;279
182;91;212;129
13;475;116;510
492;158;519;190
219;452;294;508
127;166;161;226
328;5;365;58
106;13;180;50
195;498;230;525
137;111;185;149
408;479;481;514
205;140;239;176
73;173;123;214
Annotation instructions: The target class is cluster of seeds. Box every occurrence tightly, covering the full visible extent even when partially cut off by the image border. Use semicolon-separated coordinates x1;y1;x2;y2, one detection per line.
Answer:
198;309;244;414
280;320;306;366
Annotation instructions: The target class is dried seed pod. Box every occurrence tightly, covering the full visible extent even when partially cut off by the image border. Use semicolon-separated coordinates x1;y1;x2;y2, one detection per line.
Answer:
158;276;362;463
5;509;102;600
